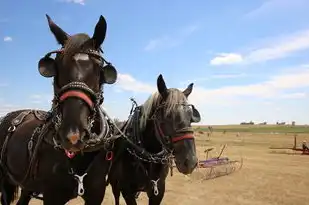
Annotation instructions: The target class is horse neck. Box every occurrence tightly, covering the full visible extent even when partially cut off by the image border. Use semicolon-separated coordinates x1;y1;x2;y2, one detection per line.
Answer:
140;120;162;153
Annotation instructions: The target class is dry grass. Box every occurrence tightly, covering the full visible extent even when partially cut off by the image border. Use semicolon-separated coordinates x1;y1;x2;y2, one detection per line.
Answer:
15;131;309;205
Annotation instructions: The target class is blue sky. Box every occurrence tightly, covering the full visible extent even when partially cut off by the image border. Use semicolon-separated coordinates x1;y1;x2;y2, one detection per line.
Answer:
1;0;309;125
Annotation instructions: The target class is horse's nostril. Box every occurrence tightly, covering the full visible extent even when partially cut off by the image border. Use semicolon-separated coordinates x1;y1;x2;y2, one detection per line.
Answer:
184;159;189;167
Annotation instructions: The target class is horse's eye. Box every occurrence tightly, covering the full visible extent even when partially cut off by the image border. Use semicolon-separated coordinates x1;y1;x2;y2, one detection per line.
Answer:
92;58;102;65
188;105;193;112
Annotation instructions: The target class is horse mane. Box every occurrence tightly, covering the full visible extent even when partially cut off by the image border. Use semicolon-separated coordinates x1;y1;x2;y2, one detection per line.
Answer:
139;88;187;130
62;33;92;62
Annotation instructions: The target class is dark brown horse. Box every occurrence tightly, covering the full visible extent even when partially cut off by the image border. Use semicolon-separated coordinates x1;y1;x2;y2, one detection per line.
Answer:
0;14;118;204
108;74;200;205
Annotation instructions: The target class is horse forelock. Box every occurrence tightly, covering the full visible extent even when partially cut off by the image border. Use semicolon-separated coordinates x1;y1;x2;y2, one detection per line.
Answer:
62;33;91;61
139;88;188;130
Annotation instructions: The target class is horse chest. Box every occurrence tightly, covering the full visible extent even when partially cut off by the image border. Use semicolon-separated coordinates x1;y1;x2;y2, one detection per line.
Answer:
126;162;155;189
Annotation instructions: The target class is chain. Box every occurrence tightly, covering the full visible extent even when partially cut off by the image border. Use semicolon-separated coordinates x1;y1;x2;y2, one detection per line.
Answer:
126;148;172;164
28;126;42;156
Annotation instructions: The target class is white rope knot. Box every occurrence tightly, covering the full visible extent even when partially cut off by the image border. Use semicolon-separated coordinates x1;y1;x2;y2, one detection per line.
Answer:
74;173;87;196
151;178;160;196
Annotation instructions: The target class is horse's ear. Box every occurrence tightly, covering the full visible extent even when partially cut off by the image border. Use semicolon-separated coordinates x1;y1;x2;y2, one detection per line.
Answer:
157;74;168;97
46;14;69;46
183;83;194;97
92;15;107;49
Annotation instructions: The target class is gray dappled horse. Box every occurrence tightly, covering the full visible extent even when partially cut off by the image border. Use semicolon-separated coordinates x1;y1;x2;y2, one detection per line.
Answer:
108;74;200;205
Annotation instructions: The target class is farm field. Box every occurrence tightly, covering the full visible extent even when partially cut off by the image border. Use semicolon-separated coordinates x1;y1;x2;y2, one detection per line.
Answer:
196;124;309;133
14;125;309;205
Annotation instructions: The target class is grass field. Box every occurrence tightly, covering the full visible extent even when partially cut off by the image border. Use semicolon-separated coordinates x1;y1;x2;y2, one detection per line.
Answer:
13;126;309;205
194;124;309;133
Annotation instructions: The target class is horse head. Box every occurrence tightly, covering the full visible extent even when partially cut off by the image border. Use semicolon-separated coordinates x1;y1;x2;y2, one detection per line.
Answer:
38;14;117;152
140;74;200;174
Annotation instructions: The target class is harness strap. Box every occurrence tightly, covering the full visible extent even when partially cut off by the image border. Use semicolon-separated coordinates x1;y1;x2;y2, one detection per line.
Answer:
67;148;114;197
21;121;52;184
11;110;32;126
0;111;52;188
0;110;34;163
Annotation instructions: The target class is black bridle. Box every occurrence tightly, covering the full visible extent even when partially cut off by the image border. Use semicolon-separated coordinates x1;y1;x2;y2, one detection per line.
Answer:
116;99;196;165
43;48;115;152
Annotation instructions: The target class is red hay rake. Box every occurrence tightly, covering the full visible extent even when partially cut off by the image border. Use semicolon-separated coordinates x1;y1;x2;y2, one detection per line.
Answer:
187;144;243;181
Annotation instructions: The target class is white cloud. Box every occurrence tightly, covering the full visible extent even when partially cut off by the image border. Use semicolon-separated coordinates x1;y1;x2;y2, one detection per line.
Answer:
0;104;31;117
29;94;53;104
0;103;52;117
0;94;54;117
246;30;309;63
106;68;309;124
210;29;309;65
114;67;309;106
144;37;173;51
210;53;243;65
246;0;307;18
210;73;247;79
144;25;198;51
62;0;85;5
279;92;307;99
180;73;247;86
189;68;309;105
115;73;156;93
3;36;12;42
1;69;308;124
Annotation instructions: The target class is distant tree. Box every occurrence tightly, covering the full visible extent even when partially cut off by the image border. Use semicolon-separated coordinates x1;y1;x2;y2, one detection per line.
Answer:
258;122;267;125
277;121;286;125
240;121;255;125
114;118;121;124
113;118;126;127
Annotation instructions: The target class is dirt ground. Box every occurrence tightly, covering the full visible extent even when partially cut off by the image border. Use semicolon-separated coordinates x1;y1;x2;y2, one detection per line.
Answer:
14;131;309;205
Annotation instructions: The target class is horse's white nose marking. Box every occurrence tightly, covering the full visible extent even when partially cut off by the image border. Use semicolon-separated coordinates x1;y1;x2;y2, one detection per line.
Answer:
67;129;80;145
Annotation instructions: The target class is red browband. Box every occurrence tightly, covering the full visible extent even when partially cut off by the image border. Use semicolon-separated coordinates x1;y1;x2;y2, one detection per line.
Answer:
59;90;94;108
171;134;194;143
